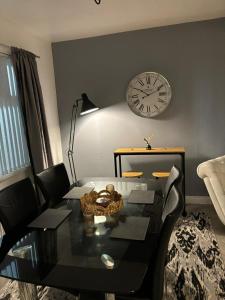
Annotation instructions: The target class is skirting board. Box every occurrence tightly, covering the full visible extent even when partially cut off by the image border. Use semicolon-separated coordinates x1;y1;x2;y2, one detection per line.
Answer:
186;196;211;205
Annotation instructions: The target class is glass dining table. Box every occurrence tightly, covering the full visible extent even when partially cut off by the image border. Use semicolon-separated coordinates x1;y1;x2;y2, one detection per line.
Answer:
0;177;163;298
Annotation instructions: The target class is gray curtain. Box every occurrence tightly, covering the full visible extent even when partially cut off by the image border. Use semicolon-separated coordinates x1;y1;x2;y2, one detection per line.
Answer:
11;47;53;173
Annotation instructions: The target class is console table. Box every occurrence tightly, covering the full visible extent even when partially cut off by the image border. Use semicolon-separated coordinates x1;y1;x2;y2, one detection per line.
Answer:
113;147;186;215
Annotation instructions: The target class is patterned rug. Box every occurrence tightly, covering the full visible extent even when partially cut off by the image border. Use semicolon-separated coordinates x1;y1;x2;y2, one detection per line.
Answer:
166;211;225;300
0;211;225;300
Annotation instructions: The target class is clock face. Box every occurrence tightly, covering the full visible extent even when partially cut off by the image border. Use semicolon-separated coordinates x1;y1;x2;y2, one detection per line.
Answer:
126;72;172;118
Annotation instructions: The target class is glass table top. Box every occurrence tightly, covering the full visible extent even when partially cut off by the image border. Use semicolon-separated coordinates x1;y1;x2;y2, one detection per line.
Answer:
0;178;163;294
83;180;148;196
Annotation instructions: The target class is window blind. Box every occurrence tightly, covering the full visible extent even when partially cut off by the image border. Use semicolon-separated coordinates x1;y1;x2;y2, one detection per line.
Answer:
0;55;30;177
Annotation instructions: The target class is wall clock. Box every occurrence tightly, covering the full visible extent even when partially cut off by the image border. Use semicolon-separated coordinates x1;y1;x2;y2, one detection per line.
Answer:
126;72;172;118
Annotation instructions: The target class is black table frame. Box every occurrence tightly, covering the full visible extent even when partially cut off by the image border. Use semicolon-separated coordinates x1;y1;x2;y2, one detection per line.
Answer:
114;150;186;216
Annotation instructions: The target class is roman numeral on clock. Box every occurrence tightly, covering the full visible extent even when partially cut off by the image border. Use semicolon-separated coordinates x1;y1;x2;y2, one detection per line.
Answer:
137;79;144;86
158;98;167;104
139;104;144;111
146;74;151;85
157;84;164;91
133;99;140;106
132;94;138;98
153;75;159;86
159;92;166;96
147;105;151;113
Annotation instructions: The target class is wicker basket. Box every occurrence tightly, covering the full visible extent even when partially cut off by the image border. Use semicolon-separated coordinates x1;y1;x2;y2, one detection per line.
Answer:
80;189;123;216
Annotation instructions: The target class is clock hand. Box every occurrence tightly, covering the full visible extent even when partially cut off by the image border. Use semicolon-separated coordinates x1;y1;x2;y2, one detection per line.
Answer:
142;89;160;98
149;89;159;96
132;87;149;96
143;91;157;98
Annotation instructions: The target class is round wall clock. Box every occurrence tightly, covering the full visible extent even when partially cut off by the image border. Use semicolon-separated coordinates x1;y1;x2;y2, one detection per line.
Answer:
126;72;172;118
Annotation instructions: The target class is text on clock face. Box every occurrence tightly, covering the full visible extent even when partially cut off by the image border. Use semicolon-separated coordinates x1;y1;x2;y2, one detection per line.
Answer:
126;72;171;118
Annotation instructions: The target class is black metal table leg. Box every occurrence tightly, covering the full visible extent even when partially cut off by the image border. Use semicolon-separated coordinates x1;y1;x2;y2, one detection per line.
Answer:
114;154;118;177
119;155;122;177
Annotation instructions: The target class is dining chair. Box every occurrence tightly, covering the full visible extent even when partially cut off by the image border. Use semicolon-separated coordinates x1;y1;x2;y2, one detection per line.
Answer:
0;178;39;234
116;183;184;300
163;165;181;202
0;176;79;300
36;163;71;208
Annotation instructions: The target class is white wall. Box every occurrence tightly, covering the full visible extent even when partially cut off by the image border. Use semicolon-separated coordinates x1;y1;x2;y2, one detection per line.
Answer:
0;17;63;189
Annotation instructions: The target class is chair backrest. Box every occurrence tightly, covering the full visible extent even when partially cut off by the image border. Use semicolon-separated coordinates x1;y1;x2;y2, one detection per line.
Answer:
36;163;70;208
150;184;184;300
163;165;181;202
0;178;39;233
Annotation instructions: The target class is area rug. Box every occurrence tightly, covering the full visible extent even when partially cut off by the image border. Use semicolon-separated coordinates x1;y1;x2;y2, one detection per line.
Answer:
166;211;225;300
0;211;225;300
0;282;76;300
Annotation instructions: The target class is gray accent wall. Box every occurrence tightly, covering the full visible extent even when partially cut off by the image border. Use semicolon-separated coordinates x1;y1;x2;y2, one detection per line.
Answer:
52;18;225;196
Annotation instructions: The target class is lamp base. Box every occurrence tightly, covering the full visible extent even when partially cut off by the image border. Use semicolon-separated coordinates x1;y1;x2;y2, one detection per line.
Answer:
71;181;79;188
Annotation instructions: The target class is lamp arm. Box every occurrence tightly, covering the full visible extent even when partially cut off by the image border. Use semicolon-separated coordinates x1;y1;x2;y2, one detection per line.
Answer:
67;99;82;185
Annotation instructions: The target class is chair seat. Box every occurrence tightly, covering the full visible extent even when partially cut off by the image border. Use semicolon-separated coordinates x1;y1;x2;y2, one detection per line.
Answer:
122;171;144;178
152;172;170;178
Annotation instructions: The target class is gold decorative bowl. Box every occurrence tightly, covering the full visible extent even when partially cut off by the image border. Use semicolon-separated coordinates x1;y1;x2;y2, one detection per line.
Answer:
80;189;123;216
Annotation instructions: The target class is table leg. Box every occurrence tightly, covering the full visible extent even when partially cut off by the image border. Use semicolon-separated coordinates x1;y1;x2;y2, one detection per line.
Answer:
12;246;38;300
114;154;118;177
119;155;122;177
105;293;115;300
181;153;187;217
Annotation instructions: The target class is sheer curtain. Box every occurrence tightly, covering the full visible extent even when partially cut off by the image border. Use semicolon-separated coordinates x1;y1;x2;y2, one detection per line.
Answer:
0;55;30;176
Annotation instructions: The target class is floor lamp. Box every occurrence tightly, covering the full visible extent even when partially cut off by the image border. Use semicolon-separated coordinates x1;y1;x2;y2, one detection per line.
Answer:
68;93;99;186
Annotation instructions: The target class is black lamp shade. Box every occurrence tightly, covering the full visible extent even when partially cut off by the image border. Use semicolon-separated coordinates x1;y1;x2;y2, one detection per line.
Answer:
80;93;99;115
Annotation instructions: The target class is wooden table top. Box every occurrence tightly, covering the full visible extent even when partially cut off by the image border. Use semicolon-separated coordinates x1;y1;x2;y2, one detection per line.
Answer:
114;147;185;154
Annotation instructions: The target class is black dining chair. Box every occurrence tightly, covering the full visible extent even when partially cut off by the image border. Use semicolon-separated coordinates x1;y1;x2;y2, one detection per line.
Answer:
0;176;79;299
36;163;71;208
0;178;39;234
116;184;184;300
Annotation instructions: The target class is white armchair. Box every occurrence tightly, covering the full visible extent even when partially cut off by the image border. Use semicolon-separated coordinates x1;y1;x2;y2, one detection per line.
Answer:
197;155;225;225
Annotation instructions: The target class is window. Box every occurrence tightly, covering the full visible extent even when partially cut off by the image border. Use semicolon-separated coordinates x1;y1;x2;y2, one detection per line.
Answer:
0;55;30;177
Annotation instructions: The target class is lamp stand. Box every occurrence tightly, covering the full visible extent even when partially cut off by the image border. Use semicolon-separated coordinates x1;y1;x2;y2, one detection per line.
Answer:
67;99;81;186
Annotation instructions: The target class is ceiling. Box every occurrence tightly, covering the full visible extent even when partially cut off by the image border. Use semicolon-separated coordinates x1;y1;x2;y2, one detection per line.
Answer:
0;0;225;42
